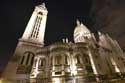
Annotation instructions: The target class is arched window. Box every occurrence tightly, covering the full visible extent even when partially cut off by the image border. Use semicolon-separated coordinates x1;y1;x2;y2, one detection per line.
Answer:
74;54;81;64
65;55;68;64
64;55;69;65
55;55;62;65
39;58;46;67
30;12;43;38
20;51;34;66
34;59;37;67
76;55;80;64
50;56;53;66
31;56;34;66
83;54;90;64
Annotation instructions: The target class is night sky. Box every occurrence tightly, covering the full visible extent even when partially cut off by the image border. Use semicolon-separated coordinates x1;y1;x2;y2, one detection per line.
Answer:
0;0;125;72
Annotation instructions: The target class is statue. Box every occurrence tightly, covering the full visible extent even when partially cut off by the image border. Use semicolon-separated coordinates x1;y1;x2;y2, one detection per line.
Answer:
76;19;80;26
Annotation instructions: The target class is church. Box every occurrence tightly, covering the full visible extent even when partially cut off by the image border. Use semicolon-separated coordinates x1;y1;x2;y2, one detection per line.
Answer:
1;3;125;83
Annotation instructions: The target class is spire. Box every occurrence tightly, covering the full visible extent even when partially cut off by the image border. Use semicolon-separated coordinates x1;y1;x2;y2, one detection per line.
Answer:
38;3;47;10
80;22;88;29
76;19;80;26
42;2;45;6
80;22;84;27
98;31;102;36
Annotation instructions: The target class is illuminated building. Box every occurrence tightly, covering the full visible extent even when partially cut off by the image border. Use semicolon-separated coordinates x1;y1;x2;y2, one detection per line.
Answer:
1;3;125;83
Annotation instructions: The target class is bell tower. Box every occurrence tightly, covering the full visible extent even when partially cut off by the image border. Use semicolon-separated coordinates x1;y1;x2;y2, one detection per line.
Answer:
21;3;48;45
2;3;48;82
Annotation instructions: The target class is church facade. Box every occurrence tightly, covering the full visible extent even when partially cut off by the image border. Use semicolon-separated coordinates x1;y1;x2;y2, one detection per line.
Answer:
1;3;125;83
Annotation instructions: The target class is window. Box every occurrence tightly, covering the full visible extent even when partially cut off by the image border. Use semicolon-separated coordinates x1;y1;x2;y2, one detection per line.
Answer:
39;58;45;67
65;56;68;64
31;56;34;66
65;55;69;64
50;56;53;66
21;56;25;64
34;59;37;67
40;59;44;66
55;55;62;65
83;54;89;63
30;12;43;38
20;52;34;66
75;54;81;64
76;55;80;64
26;53;30;65
17;52;34;74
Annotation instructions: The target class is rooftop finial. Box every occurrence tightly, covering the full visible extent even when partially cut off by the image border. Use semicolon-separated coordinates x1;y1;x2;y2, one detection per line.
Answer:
38;3;47;9
80;22;84;27
76;19;80;26
98;31;102;36
42;3;45;7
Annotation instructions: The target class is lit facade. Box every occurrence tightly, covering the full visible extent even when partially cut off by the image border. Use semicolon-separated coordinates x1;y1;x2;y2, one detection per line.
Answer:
1;3;125;83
